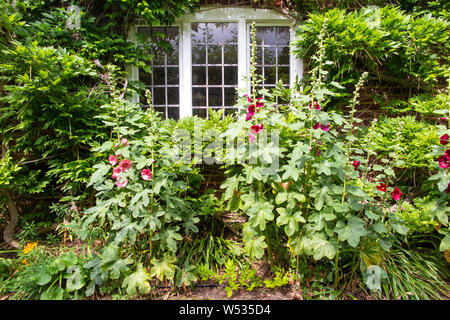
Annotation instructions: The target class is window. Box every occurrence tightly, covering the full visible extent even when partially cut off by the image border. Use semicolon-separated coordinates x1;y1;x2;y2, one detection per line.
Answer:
137;26;180;120
191;22;238;118
130;7;303;119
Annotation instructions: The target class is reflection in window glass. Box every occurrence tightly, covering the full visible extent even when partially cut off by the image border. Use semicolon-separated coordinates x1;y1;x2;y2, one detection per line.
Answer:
137;27;180;120
254;26;290;93
192;22;238;118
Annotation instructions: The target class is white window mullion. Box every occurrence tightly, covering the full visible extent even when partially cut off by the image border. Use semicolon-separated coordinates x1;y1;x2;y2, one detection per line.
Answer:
180;21;192;118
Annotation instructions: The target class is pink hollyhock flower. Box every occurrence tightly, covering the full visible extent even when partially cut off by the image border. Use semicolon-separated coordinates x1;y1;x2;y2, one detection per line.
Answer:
313;122;320;130
391;187;402;201
376;183;387;192
317;150;321;157
116;153;121;157
115;177;128;188
118;159;133;172
108;155;118;166
248;134;255;143
114;143;119;148
320;124;330;132
441;134;449;146
250;124;264;135
141;168;152;181
244;94;252;102
121;138;129;146
352;160;360;169
309;101;321;110
246;112;254;121
112;167;122;180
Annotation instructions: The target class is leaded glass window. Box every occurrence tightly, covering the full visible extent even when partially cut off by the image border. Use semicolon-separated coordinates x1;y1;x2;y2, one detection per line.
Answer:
191;22;239;118
137;26;180;120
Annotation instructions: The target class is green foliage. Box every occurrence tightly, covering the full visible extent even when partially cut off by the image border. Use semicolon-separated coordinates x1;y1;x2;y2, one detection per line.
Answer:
293;6;450;93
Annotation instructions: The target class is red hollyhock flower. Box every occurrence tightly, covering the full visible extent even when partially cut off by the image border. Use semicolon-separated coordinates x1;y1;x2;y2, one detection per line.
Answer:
248;104;256;114
250;124;264;135
118;159;133;172
440;134;449;146
244;94;252;102
141;169;152;181
320;124;330;132
309;101;321;110
256;98;264;108
313;122;320;130
376;183;387;192
108;155;118;166
446;182;450;194
352;160;360;169
391;187;402;201
438;152;450;168
246;112;254;121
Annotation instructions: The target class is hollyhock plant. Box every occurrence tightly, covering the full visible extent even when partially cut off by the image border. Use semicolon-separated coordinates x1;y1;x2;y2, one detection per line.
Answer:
441;134;449;146
256;97;264;108
313;122;320;130
141;169;152;181
438;151;450;169
118;159;133;172
248;104;256;114
391;187;402;201
376;183;387;192
108;155;118;166
352;160;360;169
115;177;128;188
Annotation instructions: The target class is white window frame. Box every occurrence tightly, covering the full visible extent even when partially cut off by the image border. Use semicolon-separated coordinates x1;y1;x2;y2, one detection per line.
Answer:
128;7;303;118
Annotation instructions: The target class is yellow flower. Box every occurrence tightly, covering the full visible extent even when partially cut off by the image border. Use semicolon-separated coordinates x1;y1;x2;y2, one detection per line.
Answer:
22;259;28;265
23;242;37;254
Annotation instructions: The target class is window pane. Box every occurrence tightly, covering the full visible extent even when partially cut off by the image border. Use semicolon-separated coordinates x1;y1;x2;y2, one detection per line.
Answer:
192;45;206;64
167;107;179;120
224;66;237;85
262;27;276;45
225;108;237;116
278;46;290;65
224;44;238;64
209;87;222;106
153;67;165;85
264;47;276;65
193;88;206;106
153;87;165;105
223;23;238;43
167;87;179;105
265;67;277;84
167;67;179;85
192;23;207;44
208;23;222;43
193;108;207;118
277;27;290;45
192;66;206;85
154;107;166;117
224;87;237;106
279;67;290;84
208;45;222;64
208;66;222;85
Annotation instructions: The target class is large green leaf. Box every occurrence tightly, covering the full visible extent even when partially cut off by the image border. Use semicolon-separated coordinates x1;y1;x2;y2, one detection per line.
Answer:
334;216;367;247
122;264;151;296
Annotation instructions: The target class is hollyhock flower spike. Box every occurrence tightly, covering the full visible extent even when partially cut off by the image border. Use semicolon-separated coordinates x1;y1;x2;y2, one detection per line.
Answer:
115;177;128;188
118;159;133;172
441;134;449;146
141;169;152;181
391;187;402;201
248;134;255;143
376;183;387;192
108;155;117;166
352;160;360;169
